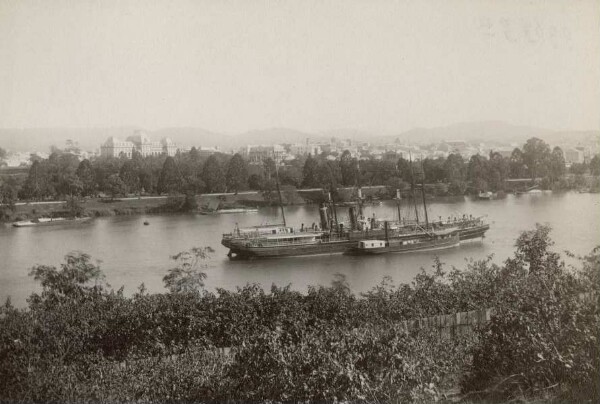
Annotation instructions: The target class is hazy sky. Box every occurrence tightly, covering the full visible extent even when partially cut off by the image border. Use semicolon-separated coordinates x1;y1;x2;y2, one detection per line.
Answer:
1;0;599;133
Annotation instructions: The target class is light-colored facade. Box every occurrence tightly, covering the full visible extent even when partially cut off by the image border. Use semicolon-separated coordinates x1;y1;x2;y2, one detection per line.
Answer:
289;143;322;157
100;137;135;158
564;148;584;165
100;131;178;158
242;144;286;163
198;146;219;158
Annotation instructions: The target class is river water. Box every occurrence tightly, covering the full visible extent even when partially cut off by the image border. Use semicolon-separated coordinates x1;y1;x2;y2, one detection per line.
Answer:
1;191;599;307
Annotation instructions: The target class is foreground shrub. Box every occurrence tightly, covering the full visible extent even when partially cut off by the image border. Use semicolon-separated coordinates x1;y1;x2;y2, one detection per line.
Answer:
227;323;473;402
462;225;600;402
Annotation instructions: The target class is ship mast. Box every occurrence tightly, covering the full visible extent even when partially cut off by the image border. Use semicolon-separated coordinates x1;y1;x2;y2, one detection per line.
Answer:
273;154;287;227
395;161;401;223
409;152;420;224
419;158;429;230
327;163;339;230
355;159;363;218
396;189;402;223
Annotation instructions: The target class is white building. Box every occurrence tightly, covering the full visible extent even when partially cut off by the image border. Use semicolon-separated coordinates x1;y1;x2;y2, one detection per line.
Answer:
564;148;585;165
289;143;322;157
100;131;178;158
242;144;286;163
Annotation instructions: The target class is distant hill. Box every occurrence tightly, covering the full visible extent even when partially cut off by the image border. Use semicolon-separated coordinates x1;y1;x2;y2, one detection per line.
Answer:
0;121;597;153
0;127;141;153
390;121;552;145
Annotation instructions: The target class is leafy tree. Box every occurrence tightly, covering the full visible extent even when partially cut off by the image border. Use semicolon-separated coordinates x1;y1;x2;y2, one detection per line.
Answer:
340;150;358;186
396;156;412;183
467;154;489;191
487;151;509;191
421;157;446;183
548;146;566;183
316;161;341;193
225;153;248;193
522;137;551;179
263;157;276;181
157;156;182;194
163;247;214;294
201;155;226;193
463;225;599;401
76;159;97;197
279;165;303;187
589;154;600;176
0;147;7;160
28;251;107;308
302;154;319;188
93;157;121;195
45;152;80;197
106;174;127;199
21;160;48;200
248;174;264;190
63;172;83;197
120;160;141;195
509;147;528;178
0;177;19;219
443;153;466;194
570;162;587;175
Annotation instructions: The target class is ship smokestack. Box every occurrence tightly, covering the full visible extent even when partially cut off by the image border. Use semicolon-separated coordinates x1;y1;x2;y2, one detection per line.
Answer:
349;206;357;230
396;189;401;199
357;188;362;199
319;205;329;230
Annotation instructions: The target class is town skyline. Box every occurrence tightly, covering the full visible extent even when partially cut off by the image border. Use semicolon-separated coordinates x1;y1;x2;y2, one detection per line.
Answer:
1;119;599;153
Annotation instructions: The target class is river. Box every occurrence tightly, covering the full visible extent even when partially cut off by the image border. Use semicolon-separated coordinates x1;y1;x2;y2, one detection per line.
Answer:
1;191;599;307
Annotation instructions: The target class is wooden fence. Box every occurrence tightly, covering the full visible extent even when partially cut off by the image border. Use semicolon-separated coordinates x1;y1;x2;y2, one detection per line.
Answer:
398;293;595;337
399;308;494;337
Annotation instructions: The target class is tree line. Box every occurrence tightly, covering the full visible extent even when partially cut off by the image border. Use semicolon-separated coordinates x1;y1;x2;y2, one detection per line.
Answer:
1;137;599;206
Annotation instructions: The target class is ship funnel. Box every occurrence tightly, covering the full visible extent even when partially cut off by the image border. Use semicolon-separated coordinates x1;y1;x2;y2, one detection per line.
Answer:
349;206;357;230
396;189;401;199
327;192;332;202
357;188;362;199
319;205;329;230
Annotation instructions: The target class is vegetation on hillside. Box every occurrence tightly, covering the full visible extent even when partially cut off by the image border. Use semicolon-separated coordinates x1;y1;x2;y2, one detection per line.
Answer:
0;225;598;402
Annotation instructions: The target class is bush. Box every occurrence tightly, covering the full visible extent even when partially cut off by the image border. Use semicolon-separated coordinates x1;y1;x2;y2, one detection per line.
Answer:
461;226;600;402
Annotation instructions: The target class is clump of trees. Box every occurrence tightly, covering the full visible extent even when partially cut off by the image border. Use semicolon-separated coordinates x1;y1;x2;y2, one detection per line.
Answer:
0;226;597;402
2;137;597;206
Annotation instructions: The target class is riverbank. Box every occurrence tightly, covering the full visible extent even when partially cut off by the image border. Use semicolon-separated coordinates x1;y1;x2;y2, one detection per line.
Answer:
0;185;391;222
3;185;598;224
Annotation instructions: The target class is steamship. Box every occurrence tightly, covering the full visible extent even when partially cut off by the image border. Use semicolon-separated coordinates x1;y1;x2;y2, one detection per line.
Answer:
221;202;458;259
221;159;489;259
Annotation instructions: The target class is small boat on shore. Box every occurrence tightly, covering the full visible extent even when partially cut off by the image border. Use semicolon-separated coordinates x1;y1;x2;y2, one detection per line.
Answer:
12;216;91;227
478;191;493;200
199;207;259;215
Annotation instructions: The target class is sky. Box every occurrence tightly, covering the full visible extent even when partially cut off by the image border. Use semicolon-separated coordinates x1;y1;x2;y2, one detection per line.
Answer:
0;0;599;134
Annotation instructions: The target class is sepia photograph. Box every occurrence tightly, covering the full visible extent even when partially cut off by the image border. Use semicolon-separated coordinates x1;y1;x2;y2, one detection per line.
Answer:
1;0;599;402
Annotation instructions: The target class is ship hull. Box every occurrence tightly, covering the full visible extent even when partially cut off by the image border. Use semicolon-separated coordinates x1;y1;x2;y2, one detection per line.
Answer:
457;224;489;240
223;223;489;259
226;239;353;259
